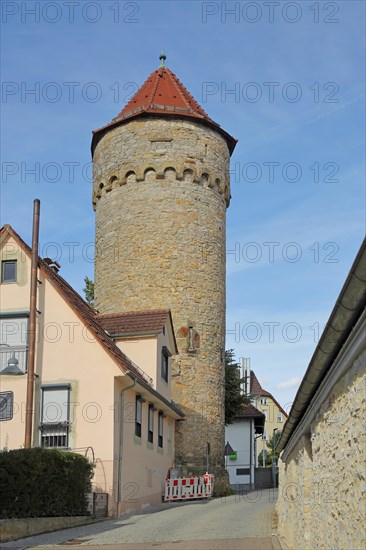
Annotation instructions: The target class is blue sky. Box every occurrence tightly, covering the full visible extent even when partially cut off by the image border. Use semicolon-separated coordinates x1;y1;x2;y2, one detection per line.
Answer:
1;1;365;410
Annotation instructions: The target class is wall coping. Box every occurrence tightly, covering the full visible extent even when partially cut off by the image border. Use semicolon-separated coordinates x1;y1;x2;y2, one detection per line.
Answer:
281;309;366;461
0;516;103;543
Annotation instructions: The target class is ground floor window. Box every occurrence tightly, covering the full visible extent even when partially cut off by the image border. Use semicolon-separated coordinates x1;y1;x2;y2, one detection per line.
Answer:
158;411;164;448
40;384;70;449
236;468;250;476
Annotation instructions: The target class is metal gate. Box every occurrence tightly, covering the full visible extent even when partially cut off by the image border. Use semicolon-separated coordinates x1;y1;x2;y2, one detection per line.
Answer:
87;492;108;517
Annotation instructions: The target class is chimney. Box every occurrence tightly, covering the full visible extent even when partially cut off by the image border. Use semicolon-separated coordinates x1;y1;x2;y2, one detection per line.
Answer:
43;257;61;273
239;357;251;396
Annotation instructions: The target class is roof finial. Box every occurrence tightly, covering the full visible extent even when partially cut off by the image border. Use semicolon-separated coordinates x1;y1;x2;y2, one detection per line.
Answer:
159;49;167;68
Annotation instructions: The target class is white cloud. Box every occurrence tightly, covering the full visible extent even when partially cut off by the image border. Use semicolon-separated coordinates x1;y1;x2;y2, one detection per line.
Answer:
277;377;301;389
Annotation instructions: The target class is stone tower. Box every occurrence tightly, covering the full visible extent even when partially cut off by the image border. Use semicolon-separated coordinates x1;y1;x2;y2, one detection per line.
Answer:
91;55;237;473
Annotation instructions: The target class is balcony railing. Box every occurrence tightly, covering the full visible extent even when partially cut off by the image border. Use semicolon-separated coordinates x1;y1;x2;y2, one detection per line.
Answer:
40;422;70;449
0;347;27;373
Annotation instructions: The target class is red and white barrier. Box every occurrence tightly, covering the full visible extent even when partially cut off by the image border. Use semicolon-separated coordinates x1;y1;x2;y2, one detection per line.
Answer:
164;473;214;502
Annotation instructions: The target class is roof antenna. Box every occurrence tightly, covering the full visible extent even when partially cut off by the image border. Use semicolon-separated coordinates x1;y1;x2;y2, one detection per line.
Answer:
159;48;167;68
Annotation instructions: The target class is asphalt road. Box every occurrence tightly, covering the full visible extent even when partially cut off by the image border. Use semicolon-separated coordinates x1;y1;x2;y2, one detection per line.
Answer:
3;489;279;550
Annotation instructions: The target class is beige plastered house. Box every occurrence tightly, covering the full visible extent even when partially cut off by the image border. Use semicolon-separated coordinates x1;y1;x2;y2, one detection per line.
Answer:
0;224;184;516
250;370;288;464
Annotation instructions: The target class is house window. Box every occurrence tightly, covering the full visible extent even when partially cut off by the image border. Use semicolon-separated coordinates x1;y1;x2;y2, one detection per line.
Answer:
161;346;171;383
263;430;267;440
1;260;17;283
277;412;282;422
260;398;267;405
158;411;164;448
0;315;29;373
40;385;70;449
148;404;154;443
236;468;250;476
0;391;14;421
135;395;142;438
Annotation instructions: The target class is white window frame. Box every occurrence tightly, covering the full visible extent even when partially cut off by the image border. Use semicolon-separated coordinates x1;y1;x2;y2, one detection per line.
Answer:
1;260;17;283
0;314;29;373
0;391;14;421
161;346;171;383
135;395;142;438
158;411;164;448
148;404;154;443
40;384;71;449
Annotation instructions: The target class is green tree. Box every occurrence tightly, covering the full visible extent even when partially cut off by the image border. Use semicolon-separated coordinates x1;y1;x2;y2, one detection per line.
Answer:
224;349;250;425
83;276;94;308
258;449;271;467
266;429;282;464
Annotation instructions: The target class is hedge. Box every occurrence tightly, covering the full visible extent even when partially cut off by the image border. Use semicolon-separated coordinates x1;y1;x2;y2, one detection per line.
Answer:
0;448;94;518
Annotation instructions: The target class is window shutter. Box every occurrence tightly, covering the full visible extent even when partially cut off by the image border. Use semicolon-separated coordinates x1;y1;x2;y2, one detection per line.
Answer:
0;317;28;346
42;387;69;423
0;317;28;372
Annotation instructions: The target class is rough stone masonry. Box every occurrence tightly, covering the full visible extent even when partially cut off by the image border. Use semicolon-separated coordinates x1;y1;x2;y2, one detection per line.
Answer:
92;113;233;473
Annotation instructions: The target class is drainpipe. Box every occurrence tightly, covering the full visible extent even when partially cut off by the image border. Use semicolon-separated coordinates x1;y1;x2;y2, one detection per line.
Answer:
249;419;253;488
24;199;40;448
117;373;137;516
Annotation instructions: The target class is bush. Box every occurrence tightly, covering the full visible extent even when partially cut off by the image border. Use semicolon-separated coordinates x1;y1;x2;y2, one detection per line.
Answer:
0;448;94;518
212;467;234;497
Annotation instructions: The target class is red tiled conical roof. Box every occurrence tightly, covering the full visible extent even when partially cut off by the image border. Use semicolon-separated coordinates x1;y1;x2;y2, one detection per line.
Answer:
250;371;271;397
117;66;210;122
92;63;237;155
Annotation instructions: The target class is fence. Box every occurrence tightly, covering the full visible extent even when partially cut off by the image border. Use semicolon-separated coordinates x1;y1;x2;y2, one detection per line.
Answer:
255;467;273;489
87;492;108;518
0;348;27;373
164;474;213;502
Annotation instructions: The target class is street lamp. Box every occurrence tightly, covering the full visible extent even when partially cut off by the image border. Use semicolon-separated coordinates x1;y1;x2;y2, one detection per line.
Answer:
0;343;24;376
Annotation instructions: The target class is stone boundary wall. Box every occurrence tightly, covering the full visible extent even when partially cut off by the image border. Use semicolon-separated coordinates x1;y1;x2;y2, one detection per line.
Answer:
276;342;366;549
0;516;101;543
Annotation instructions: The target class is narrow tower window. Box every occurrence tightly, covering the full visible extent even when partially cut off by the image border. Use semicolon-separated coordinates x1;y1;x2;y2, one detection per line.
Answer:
161;346;171;382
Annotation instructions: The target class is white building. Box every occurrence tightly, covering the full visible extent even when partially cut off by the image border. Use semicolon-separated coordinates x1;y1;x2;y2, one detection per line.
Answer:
225;404;265;488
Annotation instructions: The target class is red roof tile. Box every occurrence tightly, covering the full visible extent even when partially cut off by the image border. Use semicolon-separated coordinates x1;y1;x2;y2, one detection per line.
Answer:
92;65;237;155
250;370;288;418
250;371;271;397
98;309;169;334
118;67;210;121
235;403;265;419
97;310;178;353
